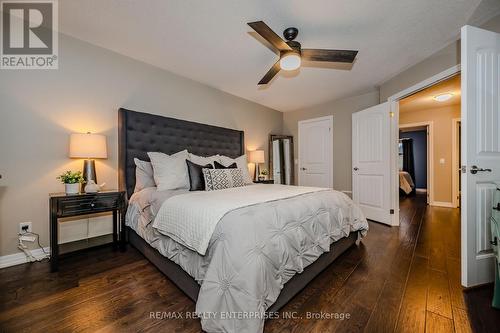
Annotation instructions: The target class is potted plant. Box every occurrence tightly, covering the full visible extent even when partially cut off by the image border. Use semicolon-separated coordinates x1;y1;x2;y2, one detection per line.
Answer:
57;170;84;194
259;168;269;181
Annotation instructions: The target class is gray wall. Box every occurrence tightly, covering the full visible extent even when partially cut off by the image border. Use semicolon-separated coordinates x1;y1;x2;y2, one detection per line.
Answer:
282;90;380;192
380;13;500;101
0;34;282;256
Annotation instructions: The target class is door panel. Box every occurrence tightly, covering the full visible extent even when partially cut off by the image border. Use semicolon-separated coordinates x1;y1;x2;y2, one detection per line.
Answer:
298;116;333;188
475;183;495;255
352;102;391;224
461;25;500;287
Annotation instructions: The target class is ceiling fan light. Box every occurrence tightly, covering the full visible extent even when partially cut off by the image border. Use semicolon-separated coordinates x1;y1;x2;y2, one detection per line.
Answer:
280;53;301;71
433;93;453;102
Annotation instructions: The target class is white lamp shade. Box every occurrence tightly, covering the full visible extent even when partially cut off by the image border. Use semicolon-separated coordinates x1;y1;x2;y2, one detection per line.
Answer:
248;150;265;163
69;133;107;159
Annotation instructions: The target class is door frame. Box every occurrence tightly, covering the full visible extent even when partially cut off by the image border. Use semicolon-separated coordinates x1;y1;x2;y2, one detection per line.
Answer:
387;64;461;226
399;122;434;205
451;118;461;208
297;115;334;188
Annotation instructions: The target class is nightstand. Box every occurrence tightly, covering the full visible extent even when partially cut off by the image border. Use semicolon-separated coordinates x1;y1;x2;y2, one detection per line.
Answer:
253;179;274;184
49;190;126;272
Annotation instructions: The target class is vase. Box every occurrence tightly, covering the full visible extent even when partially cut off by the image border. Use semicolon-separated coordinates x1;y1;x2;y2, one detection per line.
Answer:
65;183;80;194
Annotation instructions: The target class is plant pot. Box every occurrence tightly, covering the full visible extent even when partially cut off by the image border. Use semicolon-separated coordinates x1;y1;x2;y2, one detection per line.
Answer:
65;183;80;194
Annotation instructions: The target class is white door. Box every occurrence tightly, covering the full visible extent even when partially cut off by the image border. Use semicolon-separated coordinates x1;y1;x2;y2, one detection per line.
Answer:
461;25;500;287
352;103;392;224
298;116;333;188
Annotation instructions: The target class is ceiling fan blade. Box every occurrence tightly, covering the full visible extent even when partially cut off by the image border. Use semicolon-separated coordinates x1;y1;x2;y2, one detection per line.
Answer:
258;61;280;85
302;49;358;63
248;21;292;52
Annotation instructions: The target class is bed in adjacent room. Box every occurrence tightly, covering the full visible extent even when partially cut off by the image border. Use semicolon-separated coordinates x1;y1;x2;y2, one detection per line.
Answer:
399;170;415;195
118;108;369;333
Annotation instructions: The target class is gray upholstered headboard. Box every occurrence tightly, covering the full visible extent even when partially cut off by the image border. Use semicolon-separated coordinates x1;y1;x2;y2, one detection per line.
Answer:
118;108;244;198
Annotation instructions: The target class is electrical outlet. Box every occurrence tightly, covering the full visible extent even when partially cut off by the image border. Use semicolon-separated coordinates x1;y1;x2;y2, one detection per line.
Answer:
19;222;32;234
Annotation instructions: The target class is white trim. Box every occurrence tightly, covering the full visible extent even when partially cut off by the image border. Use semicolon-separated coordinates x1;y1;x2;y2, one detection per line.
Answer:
430;201;455;208
416;188;427;193
451;118;461;208
388;65;461;226
389;65;461;101
297;115;334;188
389;100;400;226
399;121;434;205
0;247;50;269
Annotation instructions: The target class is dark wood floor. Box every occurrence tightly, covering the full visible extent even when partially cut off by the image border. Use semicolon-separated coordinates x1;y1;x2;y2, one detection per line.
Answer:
1;194;498;332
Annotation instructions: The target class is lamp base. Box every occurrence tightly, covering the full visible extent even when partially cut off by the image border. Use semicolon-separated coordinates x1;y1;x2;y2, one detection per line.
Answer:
254;163;260;181
82;159;97;191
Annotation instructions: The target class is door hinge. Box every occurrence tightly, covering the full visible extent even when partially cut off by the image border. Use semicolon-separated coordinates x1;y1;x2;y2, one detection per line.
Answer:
390;209;395;215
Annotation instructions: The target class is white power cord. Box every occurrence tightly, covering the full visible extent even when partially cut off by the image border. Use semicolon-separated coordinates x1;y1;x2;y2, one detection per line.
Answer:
18;231;50;263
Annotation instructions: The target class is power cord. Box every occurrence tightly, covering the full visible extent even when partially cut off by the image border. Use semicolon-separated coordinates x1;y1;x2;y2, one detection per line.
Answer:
18;231;50;262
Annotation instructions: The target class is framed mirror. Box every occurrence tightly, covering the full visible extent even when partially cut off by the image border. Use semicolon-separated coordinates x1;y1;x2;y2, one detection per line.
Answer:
269;134;294;185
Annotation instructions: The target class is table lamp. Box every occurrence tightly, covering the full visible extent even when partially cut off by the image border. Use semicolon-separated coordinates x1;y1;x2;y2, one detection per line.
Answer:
69;132;107;185
249;150;265;180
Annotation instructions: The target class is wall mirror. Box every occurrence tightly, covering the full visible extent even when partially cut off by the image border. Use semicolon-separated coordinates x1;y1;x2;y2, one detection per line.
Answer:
269;134;294;185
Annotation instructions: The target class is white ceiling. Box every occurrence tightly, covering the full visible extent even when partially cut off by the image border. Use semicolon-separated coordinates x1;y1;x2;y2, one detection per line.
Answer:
58;0;499;112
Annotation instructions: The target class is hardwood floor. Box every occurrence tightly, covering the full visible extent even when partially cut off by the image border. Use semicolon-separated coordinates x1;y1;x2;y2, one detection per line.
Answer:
0;194;498;332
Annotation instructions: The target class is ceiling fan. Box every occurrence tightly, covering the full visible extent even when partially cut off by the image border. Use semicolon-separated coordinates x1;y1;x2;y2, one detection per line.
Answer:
247;21;358;85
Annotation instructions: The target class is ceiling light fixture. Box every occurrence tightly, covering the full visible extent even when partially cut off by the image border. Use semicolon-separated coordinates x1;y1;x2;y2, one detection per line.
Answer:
433;93;454;102
279;52;301;71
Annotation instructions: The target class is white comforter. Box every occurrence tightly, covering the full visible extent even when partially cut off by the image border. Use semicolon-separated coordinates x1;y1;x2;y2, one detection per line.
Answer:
153;184;326;255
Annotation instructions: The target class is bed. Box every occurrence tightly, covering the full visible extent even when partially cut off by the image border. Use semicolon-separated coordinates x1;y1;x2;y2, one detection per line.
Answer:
118;108;368;333
399;170;415;195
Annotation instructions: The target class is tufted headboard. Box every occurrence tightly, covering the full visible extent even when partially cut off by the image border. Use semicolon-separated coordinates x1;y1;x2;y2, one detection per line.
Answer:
118;108;244;198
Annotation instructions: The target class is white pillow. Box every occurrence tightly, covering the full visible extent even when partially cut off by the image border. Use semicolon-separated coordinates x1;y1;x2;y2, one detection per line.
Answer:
188;152;219;167
148;150;189;191
133;158;155;192
218;154;253;184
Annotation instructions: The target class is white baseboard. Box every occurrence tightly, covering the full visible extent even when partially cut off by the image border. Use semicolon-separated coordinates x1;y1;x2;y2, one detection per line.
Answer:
0;247;50;269
416;188;427;193
430;201;455;208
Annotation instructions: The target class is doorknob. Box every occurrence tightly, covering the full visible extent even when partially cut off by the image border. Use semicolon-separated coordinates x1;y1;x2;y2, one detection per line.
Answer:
353;167;359;171
470;165;492;174
300;167;307;171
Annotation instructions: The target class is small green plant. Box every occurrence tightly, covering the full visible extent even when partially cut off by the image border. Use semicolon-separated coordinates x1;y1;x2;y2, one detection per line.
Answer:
260;168;269;176
57;170;84;184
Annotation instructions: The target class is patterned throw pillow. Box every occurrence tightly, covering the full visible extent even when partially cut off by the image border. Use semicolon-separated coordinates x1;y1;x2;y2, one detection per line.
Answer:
203;168;245;191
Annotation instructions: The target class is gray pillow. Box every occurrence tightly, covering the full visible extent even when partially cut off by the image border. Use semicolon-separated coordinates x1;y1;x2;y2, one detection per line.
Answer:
134;158;155;192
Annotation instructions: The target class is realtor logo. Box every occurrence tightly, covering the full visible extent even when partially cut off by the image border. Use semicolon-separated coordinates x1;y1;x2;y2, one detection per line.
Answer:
1;0;58;69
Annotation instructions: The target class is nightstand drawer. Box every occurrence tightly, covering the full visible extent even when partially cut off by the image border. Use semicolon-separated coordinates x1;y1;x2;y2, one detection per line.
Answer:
57;195;120;217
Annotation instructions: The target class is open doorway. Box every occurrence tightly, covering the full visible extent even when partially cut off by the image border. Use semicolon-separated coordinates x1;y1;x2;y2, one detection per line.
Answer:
399;123;432;204
397;74;461;208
